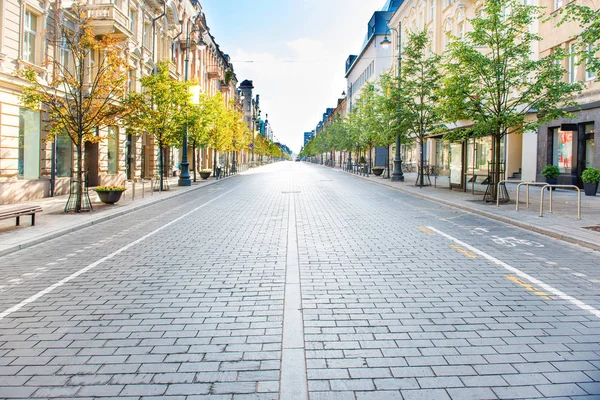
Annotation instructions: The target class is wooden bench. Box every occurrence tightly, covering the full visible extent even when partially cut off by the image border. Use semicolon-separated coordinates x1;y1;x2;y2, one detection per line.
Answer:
0;206;43;226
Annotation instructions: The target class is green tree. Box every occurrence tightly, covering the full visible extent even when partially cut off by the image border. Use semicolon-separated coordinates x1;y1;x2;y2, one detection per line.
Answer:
20;2;128;212
394;30;444;187
558;4;600;74
441;0;581;200
123;61;189;190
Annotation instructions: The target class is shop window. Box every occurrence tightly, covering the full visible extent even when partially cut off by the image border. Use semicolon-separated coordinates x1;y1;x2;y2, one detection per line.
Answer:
552;127;572;173
584;123;595;169
107;126;119;174
18;108;41;179
56;135;73;177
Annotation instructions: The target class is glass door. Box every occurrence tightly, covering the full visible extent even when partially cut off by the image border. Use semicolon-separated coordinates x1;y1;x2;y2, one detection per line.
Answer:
449;142;463;187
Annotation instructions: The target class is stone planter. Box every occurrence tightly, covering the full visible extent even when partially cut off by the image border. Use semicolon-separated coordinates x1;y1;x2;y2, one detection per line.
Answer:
200;172;211;180
96;190;124;204
583;182;598;196
372;168;384;176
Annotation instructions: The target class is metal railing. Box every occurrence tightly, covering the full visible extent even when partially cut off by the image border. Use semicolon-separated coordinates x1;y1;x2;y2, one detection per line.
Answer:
515;182;548;211
495;180;522;207
540;184;581;219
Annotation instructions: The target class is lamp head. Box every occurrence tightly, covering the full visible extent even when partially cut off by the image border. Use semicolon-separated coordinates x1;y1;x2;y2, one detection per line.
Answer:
380;35;392;49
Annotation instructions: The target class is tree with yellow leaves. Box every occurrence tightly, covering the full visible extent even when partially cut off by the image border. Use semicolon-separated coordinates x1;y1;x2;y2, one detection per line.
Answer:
20;2;128;212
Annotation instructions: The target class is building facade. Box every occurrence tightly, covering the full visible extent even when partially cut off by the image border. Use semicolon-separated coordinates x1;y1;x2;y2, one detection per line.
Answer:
536;0;599;185
387;0;539;191
0;0;239;204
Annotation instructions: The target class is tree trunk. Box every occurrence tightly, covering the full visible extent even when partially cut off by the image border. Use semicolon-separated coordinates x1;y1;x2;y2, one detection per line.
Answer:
419;138;424;188
387;145;390;179
213;148;217;176
76;142;83;212
192;140;196;182
158;142;164;191
491;134;502;200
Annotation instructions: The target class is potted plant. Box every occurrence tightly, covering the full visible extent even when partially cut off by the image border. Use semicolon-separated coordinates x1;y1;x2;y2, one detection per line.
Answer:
359;156;366;164
542;165;559;185
372;166;384;176
200;168;212;180
95;185;126;204
581;167;600;196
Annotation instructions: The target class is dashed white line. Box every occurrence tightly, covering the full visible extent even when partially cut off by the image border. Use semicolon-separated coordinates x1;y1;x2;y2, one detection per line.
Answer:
427;226;600;319
0;187;237;321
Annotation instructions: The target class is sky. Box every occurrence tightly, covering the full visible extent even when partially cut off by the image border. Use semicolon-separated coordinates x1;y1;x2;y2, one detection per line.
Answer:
201;0;388;154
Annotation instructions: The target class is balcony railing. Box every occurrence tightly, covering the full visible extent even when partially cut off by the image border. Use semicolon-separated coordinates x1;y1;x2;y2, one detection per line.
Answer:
85;3;130;36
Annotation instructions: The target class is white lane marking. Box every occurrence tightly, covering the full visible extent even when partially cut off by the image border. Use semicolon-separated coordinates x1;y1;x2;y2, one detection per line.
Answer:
0;187;237;321
427;226;600;319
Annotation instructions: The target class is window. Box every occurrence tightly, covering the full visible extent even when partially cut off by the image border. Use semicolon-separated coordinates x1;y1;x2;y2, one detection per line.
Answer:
107;126;119;174
143;21;151;48
554;0;563;10
584;123;595;169
58;36;72;73
458;22;465;39
23;10;38;63
552;127;572;173
56;134;73;177
586;44;596;81
569;43;577;83
129;9;136;34
430;0;434;21
18;108;41;179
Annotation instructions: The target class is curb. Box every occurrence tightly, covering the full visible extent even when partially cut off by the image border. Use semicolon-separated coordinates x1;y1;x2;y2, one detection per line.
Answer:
334;166;600;252
0;174;239;258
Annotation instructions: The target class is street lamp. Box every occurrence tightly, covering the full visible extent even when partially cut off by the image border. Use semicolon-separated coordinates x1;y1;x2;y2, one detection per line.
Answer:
382;24;404;182
178;13;207;187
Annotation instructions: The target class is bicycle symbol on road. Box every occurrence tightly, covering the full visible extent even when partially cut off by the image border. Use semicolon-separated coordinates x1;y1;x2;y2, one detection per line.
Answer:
469;228;544;248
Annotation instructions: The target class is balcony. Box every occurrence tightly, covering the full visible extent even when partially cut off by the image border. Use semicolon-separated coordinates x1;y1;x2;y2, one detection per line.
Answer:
207;65;221;80
85;3;130;37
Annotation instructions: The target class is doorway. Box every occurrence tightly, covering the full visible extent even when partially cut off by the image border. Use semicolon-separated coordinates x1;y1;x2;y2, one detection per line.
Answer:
85;141;99;186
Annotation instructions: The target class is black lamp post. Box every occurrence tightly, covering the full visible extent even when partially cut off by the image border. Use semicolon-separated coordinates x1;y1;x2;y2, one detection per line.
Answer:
381;24;404;182
178;14;206;186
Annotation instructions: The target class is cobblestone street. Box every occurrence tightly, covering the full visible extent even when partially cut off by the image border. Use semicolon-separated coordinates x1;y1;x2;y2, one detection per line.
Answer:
0;162;599;399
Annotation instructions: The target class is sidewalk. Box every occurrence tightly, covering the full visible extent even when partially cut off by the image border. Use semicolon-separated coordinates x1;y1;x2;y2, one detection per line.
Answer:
0;174;235;257
334;166;600;251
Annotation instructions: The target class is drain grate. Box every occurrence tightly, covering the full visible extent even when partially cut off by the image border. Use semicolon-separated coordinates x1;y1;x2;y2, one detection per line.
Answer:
584;226;600;233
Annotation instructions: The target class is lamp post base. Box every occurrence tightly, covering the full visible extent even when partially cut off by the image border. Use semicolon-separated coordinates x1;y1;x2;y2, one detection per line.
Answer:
178;161;192;186
391;160;404;182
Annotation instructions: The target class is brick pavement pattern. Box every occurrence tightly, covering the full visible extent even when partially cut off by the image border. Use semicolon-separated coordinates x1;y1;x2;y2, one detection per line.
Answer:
0;162;599;399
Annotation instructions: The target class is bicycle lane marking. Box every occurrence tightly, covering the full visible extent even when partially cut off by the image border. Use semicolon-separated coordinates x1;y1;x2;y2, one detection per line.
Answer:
0;187;238;321
427;226;600;319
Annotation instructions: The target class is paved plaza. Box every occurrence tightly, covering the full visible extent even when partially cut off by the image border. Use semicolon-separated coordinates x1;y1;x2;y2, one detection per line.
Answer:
0;162;599;399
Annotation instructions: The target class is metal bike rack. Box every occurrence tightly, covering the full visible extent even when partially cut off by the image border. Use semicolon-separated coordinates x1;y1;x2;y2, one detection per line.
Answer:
539;184;581;219
515;182;548;211
495;180;522;207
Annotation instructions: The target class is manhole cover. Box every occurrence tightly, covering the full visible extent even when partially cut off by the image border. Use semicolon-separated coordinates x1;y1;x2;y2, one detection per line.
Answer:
584;226;600;233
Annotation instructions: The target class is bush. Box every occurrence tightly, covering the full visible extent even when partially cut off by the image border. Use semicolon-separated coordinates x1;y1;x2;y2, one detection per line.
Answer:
541;165;559;179
372;166;384;170
582;167;600;184
200;169;212;174
359;156;366;164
